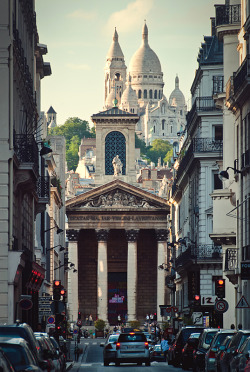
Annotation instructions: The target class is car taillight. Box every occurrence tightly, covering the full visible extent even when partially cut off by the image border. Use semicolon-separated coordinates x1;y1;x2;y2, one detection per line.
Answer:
116;343;120;350
145;342;149;349
182;348;185;353
208;350;216;359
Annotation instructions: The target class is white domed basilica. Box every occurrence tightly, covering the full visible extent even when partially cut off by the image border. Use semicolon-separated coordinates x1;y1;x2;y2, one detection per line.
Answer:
104;23;187;145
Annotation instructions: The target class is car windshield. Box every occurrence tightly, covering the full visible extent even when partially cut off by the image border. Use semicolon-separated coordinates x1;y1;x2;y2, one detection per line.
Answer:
154;345;161;351
205;332;217;344
0;345;31;367
118;333;146;342
108;335;119;343
212;333;236;347
182;329;203;344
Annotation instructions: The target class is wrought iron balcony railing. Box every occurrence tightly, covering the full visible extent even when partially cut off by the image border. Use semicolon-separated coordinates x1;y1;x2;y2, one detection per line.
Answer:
14;133;39;172
176;244;222;269
215;4;241;26
36;176;50;199
234;55;250;94
225;248;238;271
187;97;221;130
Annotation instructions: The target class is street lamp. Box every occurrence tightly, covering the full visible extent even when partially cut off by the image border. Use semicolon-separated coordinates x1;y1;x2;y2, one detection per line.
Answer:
219;166;242;181
46;245;65;253
54;263;77;273
44;226;64;234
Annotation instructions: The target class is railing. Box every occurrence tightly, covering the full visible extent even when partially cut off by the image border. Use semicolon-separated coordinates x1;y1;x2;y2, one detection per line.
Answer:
176;244;222;268
215;4;241;26
234;56;250;94
36;176;50;199
14;133;39;172
225;248;238;271
187;97;221;129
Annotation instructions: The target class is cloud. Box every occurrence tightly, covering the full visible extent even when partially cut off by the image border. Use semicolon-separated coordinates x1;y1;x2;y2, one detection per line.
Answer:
105;0;154;34
66;63;91;71
67;10;97;20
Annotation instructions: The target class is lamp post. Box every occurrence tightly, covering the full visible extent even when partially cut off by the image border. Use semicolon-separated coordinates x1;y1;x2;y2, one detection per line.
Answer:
44;226;64;234
46;245;65;253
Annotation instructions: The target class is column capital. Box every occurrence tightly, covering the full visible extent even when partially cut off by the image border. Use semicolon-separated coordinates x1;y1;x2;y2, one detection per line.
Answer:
125;229;139;242
96;229;109;242
67;229;79;242
155;229;169;242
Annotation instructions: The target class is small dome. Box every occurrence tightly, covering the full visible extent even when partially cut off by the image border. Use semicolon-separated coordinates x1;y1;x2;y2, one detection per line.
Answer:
129;23;162;75
107;28;124;59
121;75;138;105
169;75;185;107
105;87;116;108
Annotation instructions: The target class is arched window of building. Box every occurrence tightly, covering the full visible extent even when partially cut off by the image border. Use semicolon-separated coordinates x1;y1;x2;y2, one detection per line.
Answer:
162;119;165;130
171;126;172;133
154;90;157;99
138;90;142;99
105;131;126;175
149;90;153;99
163;133;164;136
115;73;121;80
144;90;147;99
154;126;155;133
161;104;165;114
159;90;161;99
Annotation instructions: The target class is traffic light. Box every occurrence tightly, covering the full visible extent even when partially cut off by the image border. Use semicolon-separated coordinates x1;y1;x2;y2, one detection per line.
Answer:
215;279;225;298
153;313;157;321
78;311;81;320
194;294;201;307
53;280;62;301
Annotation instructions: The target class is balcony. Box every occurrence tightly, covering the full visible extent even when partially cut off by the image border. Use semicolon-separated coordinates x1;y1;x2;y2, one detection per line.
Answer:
175;244;222;271
14;133;39;176
187;97;221;132
215;4;241;26
35;176;50;214
233;56;250;106
224;248;238;284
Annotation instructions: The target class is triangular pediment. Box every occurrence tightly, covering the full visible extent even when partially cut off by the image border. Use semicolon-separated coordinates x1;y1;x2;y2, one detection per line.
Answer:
92;107;138;118
66;179;169;211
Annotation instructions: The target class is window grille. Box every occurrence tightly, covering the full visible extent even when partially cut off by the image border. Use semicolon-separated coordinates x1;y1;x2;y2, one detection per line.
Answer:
105;131;126;175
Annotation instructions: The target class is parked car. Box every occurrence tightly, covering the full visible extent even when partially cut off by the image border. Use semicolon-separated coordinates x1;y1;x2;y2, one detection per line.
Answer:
150;344;165;362
205;329;238;372
100;333;119;366
49;336;66;371
0;347;15;372
0;337;43;371
0;323;48;370
231;336;250;372
181;333;201;370
34;334;56;371
193;328;218;372
168;326;204;367
215;335;233;372
114;332;150;366
245;358;250;372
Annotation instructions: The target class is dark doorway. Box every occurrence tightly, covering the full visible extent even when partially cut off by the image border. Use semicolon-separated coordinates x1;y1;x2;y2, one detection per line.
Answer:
108;272;127;325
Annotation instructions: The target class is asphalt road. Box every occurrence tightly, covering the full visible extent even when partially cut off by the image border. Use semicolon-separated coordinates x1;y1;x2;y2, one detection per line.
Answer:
69;337;183;371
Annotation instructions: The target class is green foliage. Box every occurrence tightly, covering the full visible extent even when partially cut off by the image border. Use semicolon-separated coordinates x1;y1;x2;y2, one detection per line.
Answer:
163;148;173;165
94;319;106;331
135;133;147;154
147;139;172;165
49;117;95;171
128;320;141;330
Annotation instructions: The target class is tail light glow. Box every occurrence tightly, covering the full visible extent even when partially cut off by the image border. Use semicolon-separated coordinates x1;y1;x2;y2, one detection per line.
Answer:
116;342;120;350
145;342;149;349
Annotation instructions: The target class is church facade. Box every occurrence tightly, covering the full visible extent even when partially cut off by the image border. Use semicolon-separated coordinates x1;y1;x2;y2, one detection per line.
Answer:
104;23;187;146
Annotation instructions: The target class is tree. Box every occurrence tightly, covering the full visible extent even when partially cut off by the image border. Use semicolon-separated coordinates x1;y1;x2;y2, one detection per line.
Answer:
147;139;172;165
49;117;95;171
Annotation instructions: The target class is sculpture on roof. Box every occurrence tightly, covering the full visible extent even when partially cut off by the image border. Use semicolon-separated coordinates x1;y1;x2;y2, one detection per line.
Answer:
112;155;123;176
159;175;169;197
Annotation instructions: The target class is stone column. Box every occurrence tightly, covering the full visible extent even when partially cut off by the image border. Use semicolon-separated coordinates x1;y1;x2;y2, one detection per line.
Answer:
125;229;139;322
96;229;109;322
156;229;169;321
66;229;79;322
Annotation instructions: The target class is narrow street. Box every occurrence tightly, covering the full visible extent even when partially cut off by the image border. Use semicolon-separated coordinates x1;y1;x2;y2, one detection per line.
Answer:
69;337;183;372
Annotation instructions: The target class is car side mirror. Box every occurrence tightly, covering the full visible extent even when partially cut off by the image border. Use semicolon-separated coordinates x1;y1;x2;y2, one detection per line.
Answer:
100;343;104;347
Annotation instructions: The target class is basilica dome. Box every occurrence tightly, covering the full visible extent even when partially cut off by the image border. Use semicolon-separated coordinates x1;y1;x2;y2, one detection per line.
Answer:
169;75;185;107
121;75;138;105
129;23;162;75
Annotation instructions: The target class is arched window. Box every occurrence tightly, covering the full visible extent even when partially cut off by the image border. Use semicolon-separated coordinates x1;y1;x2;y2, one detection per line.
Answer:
163;133;164;136
154;90;157;99
144;90;147;99
171;126;172;133
115;73;121;80
154;126;155;133
161;104;165;114
138;90;142;99
149;90;153;99
159;90;161;99
162;119;165;130
105;131;126;175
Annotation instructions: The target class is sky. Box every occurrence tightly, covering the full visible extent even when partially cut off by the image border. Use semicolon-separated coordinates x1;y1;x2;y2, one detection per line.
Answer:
35;0;224;127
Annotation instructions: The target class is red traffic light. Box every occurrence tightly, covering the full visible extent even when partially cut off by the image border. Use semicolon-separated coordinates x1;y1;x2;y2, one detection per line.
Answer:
218;279;224;285
60;289;65;295
194;295;200;301
54;280;61;287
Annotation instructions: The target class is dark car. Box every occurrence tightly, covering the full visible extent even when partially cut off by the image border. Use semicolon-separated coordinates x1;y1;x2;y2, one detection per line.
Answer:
49;336;66;371
115;332;150;366
193;328;218;372
219;331;250;372
100;334;119;366
168;326;204;367
204;329;237;372
0;323;47;370
230;336;250;372
0;337;43;371
150;344;165;362
215;335;233;372
181;333;201;370
0;347;15;372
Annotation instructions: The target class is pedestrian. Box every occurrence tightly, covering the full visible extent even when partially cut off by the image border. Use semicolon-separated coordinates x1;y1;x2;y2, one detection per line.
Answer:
238;323;242;330
150;313;154;323
161;337;169;361
85;315;89;325
230;324;235;329
146;314;150;324
117;314;121;326
89;314;93;326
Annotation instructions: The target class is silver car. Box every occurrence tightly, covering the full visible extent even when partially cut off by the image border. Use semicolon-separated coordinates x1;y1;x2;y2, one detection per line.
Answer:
115;332;150;366
100;334;119;366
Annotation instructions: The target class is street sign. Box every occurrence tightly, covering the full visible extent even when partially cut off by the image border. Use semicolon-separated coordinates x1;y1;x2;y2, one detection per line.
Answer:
19;298;33;310
236;296;250;309
214;299;229;313
77;319;82;326
201;295;217;306
192;312;203;325
241;263;250;280
47;316;55;324
73;329;78;334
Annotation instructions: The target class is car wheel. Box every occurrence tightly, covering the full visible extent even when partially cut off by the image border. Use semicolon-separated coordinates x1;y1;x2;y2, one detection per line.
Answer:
146;361;151;366
104;360;109;366
115;361;120;366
